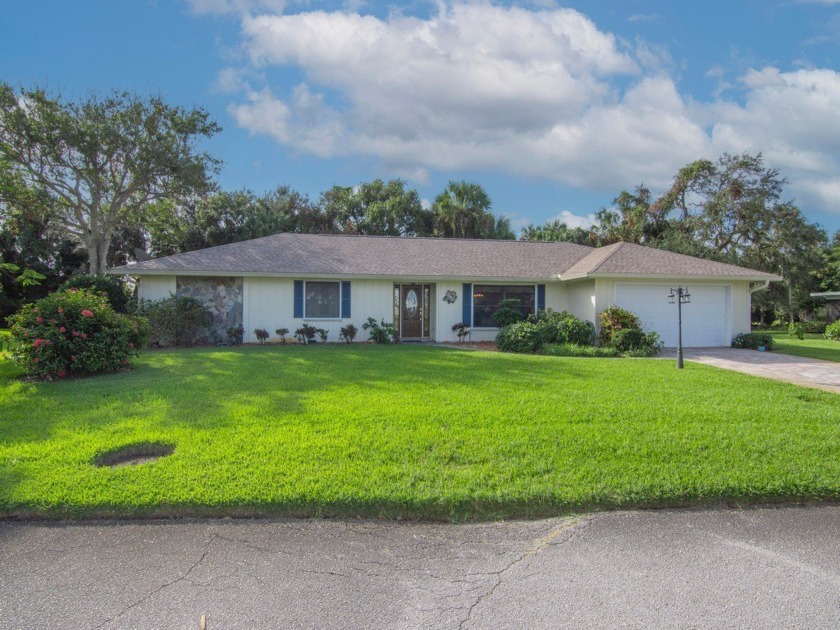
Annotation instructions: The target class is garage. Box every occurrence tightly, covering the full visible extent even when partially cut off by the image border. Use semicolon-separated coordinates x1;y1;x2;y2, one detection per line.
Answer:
614;283;730;347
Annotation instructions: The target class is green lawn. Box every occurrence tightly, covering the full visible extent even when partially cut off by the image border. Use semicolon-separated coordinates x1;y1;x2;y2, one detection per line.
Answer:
769;331;840;362
1;345;839;520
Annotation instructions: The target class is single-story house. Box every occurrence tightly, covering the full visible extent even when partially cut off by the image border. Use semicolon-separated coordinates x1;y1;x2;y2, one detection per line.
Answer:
110;233;780;346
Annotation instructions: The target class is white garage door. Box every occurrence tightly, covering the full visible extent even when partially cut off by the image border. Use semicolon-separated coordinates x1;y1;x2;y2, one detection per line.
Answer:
614;284;729;347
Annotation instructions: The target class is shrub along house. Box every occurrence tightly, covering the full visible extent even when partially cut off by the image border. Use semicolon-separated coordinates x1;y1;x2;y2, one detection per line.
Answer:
110;233;779;346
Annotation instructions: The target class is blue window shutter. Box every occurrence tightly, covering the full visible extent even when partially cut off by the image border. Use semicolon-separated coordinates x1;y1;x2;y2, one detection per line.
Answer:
537;284;546;312
294;280;304;318
341;281;351;318
462;283;472;326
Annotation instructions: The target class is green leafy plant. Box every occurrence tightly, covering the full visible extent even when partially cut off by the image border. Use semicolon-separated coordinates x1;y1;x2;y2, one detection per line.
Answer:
598;306;642;345
362;317;397;344
317;328;329;343
610;328;663;355
295;322;317;344
733;332;774;350
275;327;290;343
226;324;245;345
8;288;148;378
339;323;358;343
788;321;805;340
529;309;595;346
495;321;541;353
60;274;131;313
491;298;524;328
254;328;270;345
825;321;840;341
803;320;827;334
137;295;210;347
451;322;470;342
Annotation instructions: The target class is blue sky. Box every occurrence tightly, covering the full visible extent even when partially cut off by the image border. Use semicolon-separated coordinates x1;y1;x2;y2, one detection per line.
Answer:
3;0;840;234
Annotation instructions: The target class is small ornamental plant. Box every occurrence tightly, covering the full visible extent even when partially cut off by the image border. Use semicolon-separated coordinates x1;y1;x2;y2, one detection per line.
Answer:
254;328;270;345
788;321;805;340
317;328;329;343
339;323;358;343
226;324;245;345
8;288;148;378
295;322;317;344
275;327;290;343
451;322;470;342
598;306;642;345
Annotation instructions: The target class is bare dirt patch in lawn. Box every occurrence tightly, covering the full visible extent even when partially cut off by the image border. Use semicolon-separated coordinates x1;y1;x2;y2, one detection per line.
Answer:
93;442;175;468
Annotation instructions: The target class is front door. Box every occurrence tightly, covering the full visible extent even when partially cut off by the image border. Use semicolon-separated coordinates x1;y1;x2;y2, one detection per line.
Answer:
401;284;423;338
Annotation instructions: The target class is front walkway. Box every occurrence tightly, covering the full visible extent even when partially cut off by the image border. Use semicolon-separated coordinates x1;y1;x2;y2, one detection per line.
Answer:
663;347;840;394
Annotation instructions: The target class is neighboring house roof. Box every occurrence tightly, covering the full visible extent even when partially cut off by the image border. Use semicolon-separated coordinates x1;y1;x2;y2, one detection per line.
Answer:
109;233;780;282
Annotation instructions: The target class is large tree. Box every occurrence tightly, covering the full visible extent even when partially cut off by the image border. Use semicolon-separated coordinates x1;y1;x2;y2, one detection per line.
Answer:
320;179;432;236
432;180;513;239
0;83;221;273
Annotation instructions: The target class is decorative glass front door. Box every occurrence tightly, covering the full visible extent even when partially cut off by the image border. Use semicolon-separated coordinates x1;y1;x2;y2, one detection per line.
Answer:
401;284;423;338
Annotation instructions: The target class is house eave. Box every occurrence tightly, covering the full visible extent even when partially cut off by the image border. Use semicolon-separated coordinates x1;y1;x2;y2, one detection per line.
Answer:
559;272;782;283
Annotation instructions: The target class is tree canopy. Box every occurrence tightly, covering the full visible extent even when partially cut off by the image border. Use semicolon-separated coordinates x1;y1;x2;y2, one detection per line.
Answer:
0;83;221;273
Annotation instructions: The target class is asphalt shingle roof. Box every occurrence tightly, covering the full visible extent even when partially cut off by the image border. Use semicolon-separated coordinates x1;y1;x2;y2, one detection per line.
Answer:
110;233;779;281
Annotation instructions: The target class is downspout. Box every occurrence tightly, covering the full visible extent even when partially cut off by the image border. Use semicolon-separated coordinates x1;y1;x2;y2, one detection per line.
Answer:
749;280;770;294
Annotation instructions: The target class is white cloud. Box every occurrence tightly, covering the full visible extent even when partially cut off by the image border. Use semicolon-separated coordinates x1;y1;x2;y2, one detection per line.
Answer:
550;210;596;229
219;3;840;214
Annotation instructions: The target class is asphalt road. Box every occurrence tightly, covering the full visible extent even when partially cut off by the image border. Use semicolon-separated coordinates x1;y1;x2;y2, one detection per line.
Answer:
1;507;839;629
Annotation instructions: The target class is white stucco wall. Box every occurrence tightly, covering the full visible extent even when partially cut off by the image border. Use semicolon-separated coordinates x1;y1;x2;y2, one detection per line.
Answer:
564;279;597;324
243;277;394;343
137;275;176;302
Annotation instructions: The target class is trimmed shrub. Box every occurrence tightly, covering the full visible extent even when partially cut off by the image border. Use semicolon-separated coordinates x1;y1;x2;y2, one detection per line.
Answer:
295;322;317;344
541;343;619;358
598;306;642;345
254;328;270;344
362;317;397;344
530;309;595;346
8;288;148;378
803;320;827;334
275;327;290;343
339;323;357;343
227;325;245;345
610;328;663;356
60;274;131;313
733;332;774;350
495;321;541;353
317;328;329;343
491;298;524;328
137;295;210;347
825;321;840;341
451;322;470;341
788;321;805;340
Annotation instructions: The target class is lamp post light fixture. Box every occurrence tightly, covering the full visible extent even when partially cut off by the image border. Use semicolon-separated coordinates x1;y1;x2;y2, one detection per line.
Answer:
668;287;691;369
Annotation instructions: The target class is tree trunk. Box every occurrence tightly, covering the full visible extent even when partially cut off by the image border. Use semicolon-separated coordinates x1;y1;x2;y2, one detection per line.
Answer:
85;233;112;274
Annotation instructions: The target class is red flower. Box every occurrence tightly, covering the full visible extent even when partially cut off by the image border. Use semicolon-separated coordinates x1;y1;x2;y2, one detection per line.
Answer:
35;317;44;324
33;357;39;363
81;309;94;318
57;308;64;314
33;338;43;348
59;327;66;333
56;370;66;378
81;333;87;339
72;331;80;337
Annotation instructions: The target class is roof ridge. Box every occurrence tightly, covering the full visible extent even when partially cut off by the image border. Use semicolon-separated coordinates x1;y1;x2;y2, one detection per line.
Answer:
584;241;626;274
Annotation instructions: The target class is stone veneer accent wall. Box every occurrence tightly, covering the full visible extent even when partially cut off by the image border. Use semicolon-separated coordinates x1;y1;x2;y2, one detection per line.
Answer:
176;276;243;344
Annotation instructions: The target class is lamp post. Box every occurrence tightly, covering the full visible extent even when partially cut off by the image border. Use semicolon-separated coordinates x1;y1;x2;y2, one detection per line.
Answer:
668;287;691;369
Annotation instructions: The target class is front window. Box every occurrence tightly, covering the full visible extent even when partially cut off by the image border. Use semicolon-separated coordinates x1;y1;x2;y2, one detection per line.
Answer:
305;281;340;318
473;285;535;327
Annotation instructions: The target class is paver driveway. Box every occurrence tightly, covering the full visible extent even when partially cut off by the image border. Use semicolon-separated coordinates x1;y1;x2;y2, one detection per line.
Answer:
663;347;840;393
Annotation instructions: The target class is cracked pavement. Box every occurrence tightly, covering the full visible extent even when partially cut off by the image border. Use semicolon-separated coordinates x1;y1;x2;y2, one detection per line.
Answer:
1;506;839;629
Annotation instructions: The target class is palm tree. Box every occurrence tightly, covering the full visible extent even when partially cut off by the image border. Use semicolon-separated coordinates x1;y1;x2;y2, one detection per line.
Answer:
432;180;501;238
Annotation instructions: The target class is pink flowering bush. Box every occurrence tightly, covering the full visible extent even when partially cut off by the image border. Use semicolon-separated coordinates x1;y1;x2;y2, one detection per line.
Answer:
8;288;149;378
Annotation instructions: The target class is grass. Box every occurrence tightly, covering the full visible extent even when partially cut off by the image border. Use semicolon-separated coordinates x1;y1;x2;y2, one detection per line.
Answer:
1;344;839;521
768;331;840;362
